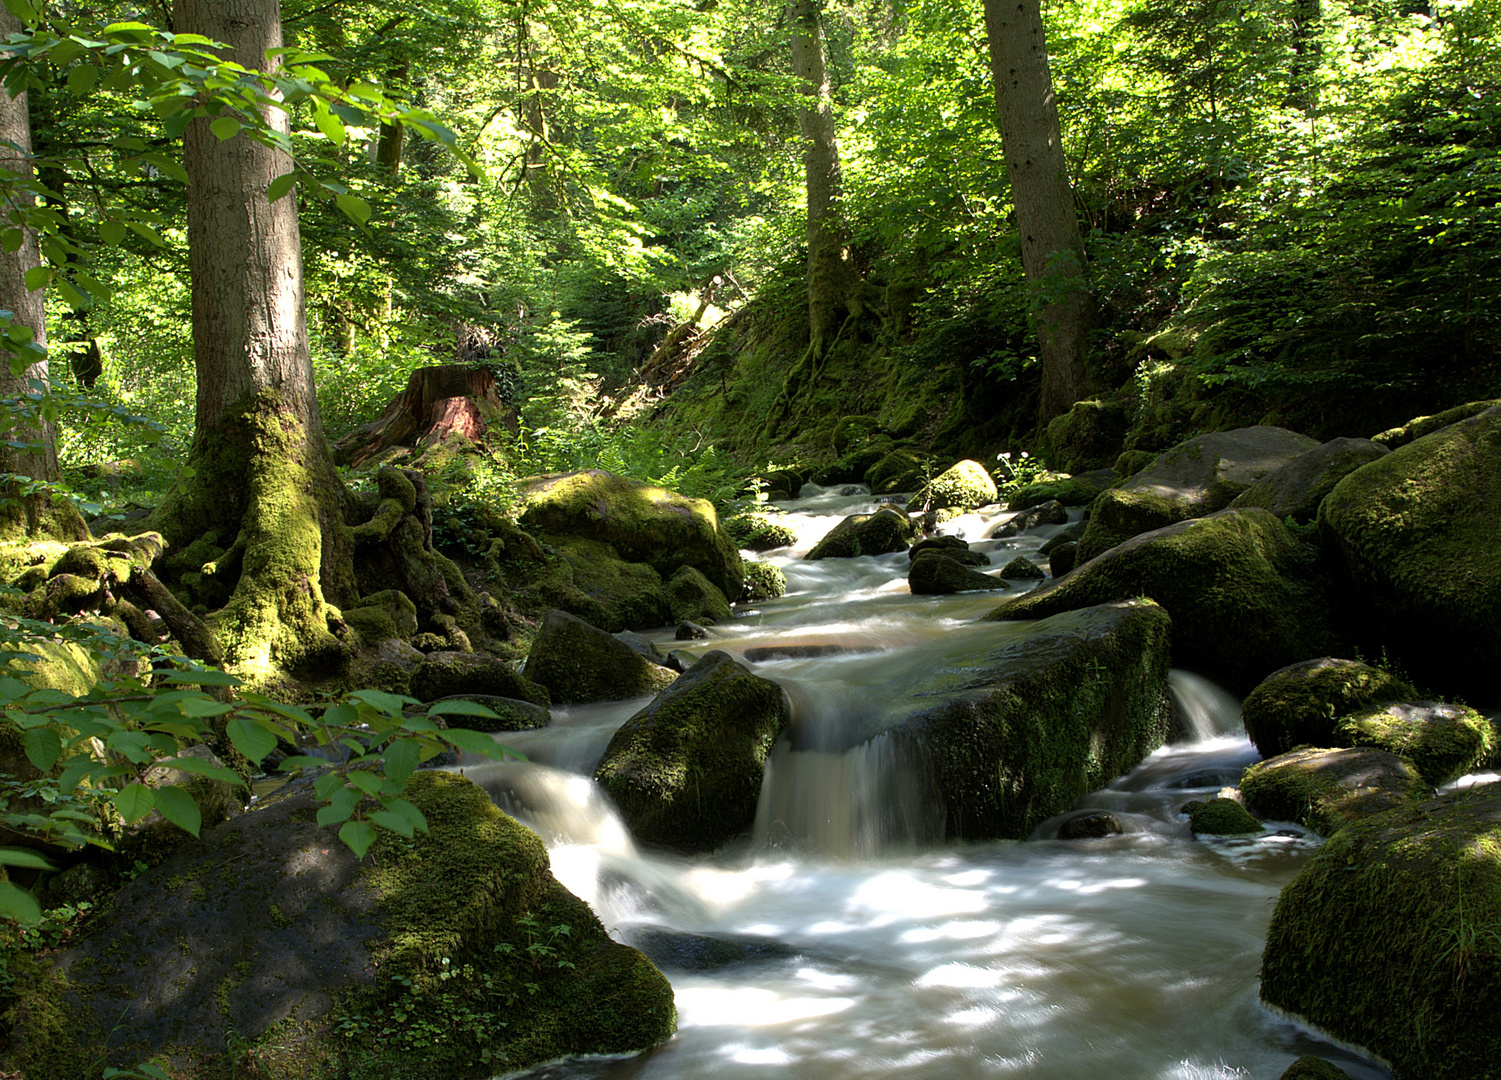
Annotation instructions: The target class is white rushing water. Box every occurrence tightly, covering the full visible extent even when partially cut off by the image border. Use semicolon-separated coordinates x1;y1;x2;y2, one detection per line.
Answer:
458;484;1394;1080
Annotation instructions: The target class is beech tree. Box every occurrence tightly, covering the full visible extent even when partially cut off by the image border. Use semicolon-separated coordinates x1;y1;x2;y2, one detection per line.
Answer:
984;0;1093;424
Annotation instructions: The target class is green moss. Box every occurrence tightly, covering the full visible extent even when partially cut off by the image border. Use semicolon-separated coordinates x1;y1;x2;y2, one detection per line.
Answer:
1371;398;1500;449
1076;487;1190;562
1114;449;1158;476
1261;787;1501;1080
1006;473;1114;510
806;507;913;560
1338;702;1494;787
863;448;932;496
1186;797;1262;836
1240;747;1431;835
0;955;99;1079
1278;1056;1352;1079
531;534;671;632
1043;399;1128;473
524;609;677;705
998;556;1045;579
742;561;787;601
906;459;997;512
831;414;882;452
1241;657;1416;759
666;565;733;625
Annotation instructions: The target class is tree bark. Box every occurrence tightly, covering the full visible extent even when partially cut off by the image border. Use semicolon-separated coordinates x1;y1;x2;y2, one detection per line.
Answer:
0;9;87;542
985;0;1094;424
155;0;355;679
332;364;516;469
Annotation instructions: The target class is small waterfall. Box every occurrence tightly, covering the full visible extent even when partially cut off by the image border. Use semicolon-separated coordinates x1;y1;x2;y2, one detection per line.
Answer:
457;759;636;853
1168;669;1244;741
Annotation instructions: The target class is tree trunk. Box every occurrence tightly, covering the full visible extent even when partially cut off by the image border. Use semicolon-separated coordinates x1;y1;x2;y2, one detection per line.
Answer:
154;0;355;679
332;364;517;469
0;8;86;543
984;0;1094;425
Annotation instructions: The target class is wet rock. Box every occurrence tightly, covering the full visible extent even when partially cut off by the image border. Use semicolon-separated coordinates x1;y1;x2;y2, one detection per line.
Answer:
1337;701;1495;786
989;499;1068;538
1184;797;1261;836
991;509;1341;695
726;513;798;552
665;649;698;672
1038;521;1087;554
998;556;1046;579
1007;470;1118;511
525;610;677;705
909;535;972;561
759;467;805;501
1057;812;1124;839
806;507;914;560
666;565;733;626
1229;437;1389;523
38;861;117;909
1278;1058;1352;1080
676;620;711;640
614;631;672;667
908;551;1008;595
594;651;791;852
863;448;933;496
623;928;800;972
1044;399;1129;473
742;561;787;601
1241;657;1416;759
1240;747;1431;836
1048;541;1078;578
411;651;550;707
743;643;878;662
1318;403;1501;700
528;535;671;633
0;772;677;1078
1261;786;1501;1080
518;468;744;599
905;459;997;512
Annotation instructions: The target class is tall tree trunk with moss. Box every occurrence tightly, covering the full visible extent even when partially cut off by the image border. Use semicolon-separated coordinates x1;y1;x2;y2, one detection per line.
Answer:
766;0;861;431
152;0;356;680
984;0;1093;425
0;8;86;543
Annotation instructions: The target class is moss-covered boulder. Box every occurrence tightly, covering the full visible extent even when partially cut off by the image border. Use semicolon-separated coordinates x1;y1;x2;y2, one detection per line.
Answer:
1077;426;1318;560
998;556;1045;580
906;459;997;512
864;448;932;496
1229;437;1389;523
1318;403;1501;700
811;437;895;486
1260;786;1501;1079
989;499;1068;538
742;561;787;601
744;519;797;551
342;589;419;646
1279;1058;1352;1080
881;600;1173;839
909;551;1009;595
1240;747;1431;835
525;610;677;705
1337;701;1495;787
0;771;676;1079
411;652;550;706
806;506;914;560
909;535;985;564
991;509;1341;695
1241;657;1417;759
1044;399;1129;473
831;414;882;453
527;535;672;633
666;565;733;625
594;651;790;852
518;469;744;599
1371;397;1500;449
1185;797;1261;836
1048;541;1079;578
1005;469;1117;510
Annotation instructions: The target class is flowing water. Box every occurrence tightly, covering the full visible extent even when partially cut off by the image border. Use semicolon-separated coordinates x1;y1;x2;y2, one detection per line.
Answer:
457;484;1395;1080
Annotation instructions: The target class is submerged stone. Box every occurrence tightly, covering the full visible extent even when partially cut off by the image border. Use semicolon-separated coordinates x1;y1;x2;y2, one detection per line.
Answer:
1056;811;1124;839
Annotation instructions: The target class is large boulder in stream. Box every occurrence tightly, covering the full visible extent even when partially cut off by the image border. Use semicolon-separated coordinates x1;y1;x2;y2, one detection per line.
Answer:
1241;657;1416;759
1229;437;1389;523
990;508;1341;695
1261;786;1501;1080
806;506;914;560
909;550;1007;595
1317;403;1501;700
525;609;677;704
594;651;791;852
1336;701;1496;787
1077;426;1318;561
518;469;745;600
0;771;676;1079
1240;747;1431;835
905;459;997;512
880;600;1173;839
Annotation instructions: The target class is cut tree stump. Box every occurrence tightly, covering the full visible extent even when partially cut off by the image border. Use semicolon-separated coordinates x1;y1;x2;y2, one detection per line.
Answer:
333;364;518;469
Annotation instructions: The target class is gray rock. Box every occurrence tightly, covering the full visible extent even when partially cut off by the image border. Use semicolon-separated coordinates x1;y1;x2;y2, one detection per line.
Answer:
1230;437;1389;522
989;499;1068;538
909;551;1008;595
1057;812;1124;839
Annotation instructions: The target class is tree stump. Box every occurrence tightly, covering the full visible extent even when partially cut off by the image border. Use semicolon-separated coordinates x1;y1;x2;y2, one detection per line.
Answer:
333;364;518;469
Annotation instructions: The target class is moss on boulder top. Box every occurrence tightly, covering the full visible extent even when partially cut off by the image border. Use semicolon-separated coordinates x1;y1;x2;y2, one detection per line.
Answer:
666;565;733;625
742;561;787;601
1371;398;1500;449
908;550;1008;595
1278;1058;1353;1080
594;650;790;852
1318;403;1501;700
1241;657;1416;759
0;771;675;1079
1043;399;1129;473
1229;437;1389;523
863;447;932;495
1005;470;1117;511
1337;701;1495;787
806;507;914;560
1261;786;1501;1079
518;469;744;600
410;651;550;706
1240;747;1431;835
525;609;678;705
991;508;1341;696
1185;797;1262;836
906;459;997;512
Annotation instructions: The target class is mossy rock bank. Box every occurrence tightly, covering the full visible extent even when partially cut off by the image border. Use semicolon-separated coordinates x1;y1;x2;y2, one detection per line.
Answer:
0;771;675;1079
594;650;790;852
991;508;1341;695
1371;398;1500;449
1318;403;1501;700
518;469;745;599
1279;1058;1353;1080
1241;657;1417;759
863;447;932;496
1337;701;1495;787
525;610;677;705
1261;786;1501;1079
1240;747;1431;835
879;600;1173;839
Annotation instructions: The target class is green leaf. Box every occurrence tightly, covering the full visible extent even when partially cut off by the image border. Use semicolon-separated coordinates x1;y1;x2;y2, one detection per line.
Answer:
378;797;427;835
0;846;56;870
178;696;233;717
348;688;411;716
153;786;202;837
368;809;414;838
323;702;359;728
153;756;244;787
334;193;372;225
209;116;242;142
267;172;298;202
275;755;330;771
22;727;60;772
383;738;419;785
0;229;21;253
66;64;98;95
0;881;41;925
345;770;383;796
438;727;511;759
140;153;189;186
114;782;154;824
315;785;361;826
313;102;346;145
2;1;40;28
22;266;50;291
338;819;378;859
125;222;167;247
162;669;241;687
225;717;278;765
425;700;501;720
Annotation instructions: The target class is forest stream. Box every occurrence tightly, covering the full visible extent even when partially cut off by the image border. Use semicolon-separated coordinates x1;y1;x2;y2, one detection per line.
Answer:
455;485;1418;1080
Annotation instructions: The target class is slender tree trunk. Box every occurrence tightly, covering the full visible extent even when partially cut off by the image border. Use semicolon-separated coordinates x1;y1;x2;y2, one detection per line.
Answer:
0;8;86;542
984;0;1093;424
155;0;355;678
